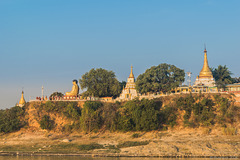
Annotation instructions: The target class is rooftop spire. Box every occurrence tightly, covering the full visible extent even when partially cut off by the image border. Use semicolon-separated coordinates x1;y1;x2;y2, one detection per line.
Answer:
19;90;26;107
199;47;213;78
129;65;134;78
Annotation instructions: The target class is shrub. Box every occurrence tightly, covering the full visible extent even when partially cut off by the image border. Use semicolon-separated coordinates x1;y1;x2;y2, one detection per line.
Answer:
222;127;237;135
202;128;211;135
62;124;74;133
99;103;118;131
39;115;54;130
44;101;57;112
117;141;149;148
0;106;25;133
131;133;141;138
77;143;104;150
64;103;81;119
161;104;178;127
117;99;162;131
80;101;103;132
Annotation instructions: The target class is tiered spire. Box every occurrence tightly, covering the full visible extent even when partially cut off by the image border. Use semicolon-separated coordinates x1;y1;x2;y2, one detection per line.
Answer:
199;47;213;78
129;65;134;78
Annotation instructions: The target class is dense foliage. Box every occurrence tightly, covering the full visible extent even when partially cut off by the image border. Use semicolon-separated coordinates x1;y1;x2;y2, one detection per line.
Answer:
79;68;121;98
117;99;162;131
1;94;239;134
176;95;216;127
0;106;25;133
136;63;185;94
119;81;126;90
80;101;103;132
211;65;234;89
49;92;64;98
40;101;81;120
40;115;54;130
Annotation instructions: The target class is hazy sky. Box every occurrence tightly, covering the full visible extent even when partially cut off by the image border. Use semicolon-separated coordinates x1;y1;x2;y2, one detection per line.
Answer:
1;0;240;109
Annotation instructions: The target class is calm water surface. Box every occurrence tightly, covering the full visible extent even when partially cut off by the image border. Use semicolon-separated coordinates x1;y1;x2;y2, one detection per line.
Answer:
0;157;239;160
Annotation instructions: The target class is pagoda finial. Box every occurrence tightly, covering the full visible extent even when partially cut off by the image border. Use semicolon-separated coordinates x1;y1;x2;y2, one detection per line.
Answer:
129;65;134;78
204;43;207;53
199;47;213;78
18;90;26;107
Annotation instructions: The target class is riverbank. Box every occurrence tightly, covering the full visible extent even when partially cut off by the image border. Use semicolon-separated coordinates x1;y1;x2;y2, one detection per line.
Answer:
0;152;239;158
0;128;239;158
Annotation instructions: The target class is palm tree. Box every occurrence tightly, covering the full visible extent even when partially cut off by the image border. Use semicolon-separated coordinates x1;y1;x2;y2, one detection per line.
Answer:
211;65;233;89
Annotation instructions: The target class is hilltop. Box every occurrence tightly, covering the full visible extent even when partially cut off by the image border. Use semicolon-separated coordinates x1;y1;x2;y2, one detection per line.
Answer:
0;93;240;157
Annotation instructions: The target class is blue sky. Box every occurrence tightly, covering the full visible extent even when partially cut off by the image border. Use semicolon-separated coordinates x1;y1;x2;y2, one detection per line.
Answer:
1;0;240;109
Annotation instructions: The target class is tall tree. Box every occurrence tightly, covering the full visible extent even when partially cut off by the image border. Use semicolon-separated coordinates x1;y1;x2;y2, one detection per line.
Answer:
119;81;126;89
79;68;121;98
49;92;64;98
136;63;185;94
211;65;233;89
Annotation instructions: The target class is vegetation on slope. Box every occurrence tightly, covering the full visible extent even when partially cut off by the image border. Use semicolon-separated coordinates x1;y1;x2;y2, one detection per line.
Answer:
0;106;25;133
0;94;239;134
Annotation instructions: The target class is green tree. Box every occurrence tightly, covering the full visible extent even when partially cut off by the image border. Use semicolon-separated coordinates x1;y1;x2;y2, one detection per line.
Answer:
176;95;195;125
117;99;162;131
49;92;64;98
79;68;121;98
99;103;118;131
0;106;25;133
161;104;178;127
136;63;185;94
119;81;126;90
211;65;233;89
80;101;103;132
214;95;237;124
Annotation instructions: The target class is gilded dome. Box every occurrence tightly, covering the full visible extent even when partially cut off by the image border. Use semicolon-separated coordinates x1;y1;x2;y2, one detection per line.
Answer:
19;91;26;106
199;49;213;78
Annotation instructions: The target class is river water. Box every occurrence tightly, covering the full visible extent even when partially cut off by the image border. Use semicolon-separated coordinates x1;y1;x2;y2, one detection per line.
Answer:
0;157;239;160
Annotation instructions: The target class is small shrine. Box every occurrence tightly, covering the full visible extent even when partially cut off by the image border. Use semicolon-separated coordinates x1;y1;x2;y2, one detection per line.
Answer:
117;65;138;101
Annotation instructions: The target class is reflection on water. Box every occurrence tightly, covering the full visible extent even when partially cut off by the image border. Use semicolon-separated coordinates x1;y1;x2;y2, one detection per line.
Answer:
0;157;239;160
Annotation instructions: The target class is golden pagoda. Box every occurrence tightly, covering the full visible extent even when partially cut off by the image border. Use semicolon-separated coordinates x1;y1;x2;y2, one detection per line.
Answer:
18;91;26;107
194;47;216;88
199;48;213;79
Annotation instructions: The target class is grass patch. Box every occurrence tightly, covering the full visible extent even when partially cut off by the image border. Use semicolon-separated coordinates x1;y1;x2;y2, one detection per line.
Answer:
0;143;104;153
202;128;211;135
131;133;141;138
0;145;41;152
51;143;104;152
77;143;103;150
222;127;237;135
117;141;149;148
89;136;99;139
155;132;171;138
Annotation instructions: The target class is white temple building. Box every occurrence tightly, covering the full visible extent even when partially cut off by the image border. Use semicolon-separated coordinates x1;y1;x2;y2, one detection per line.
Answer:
117;65;138;101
